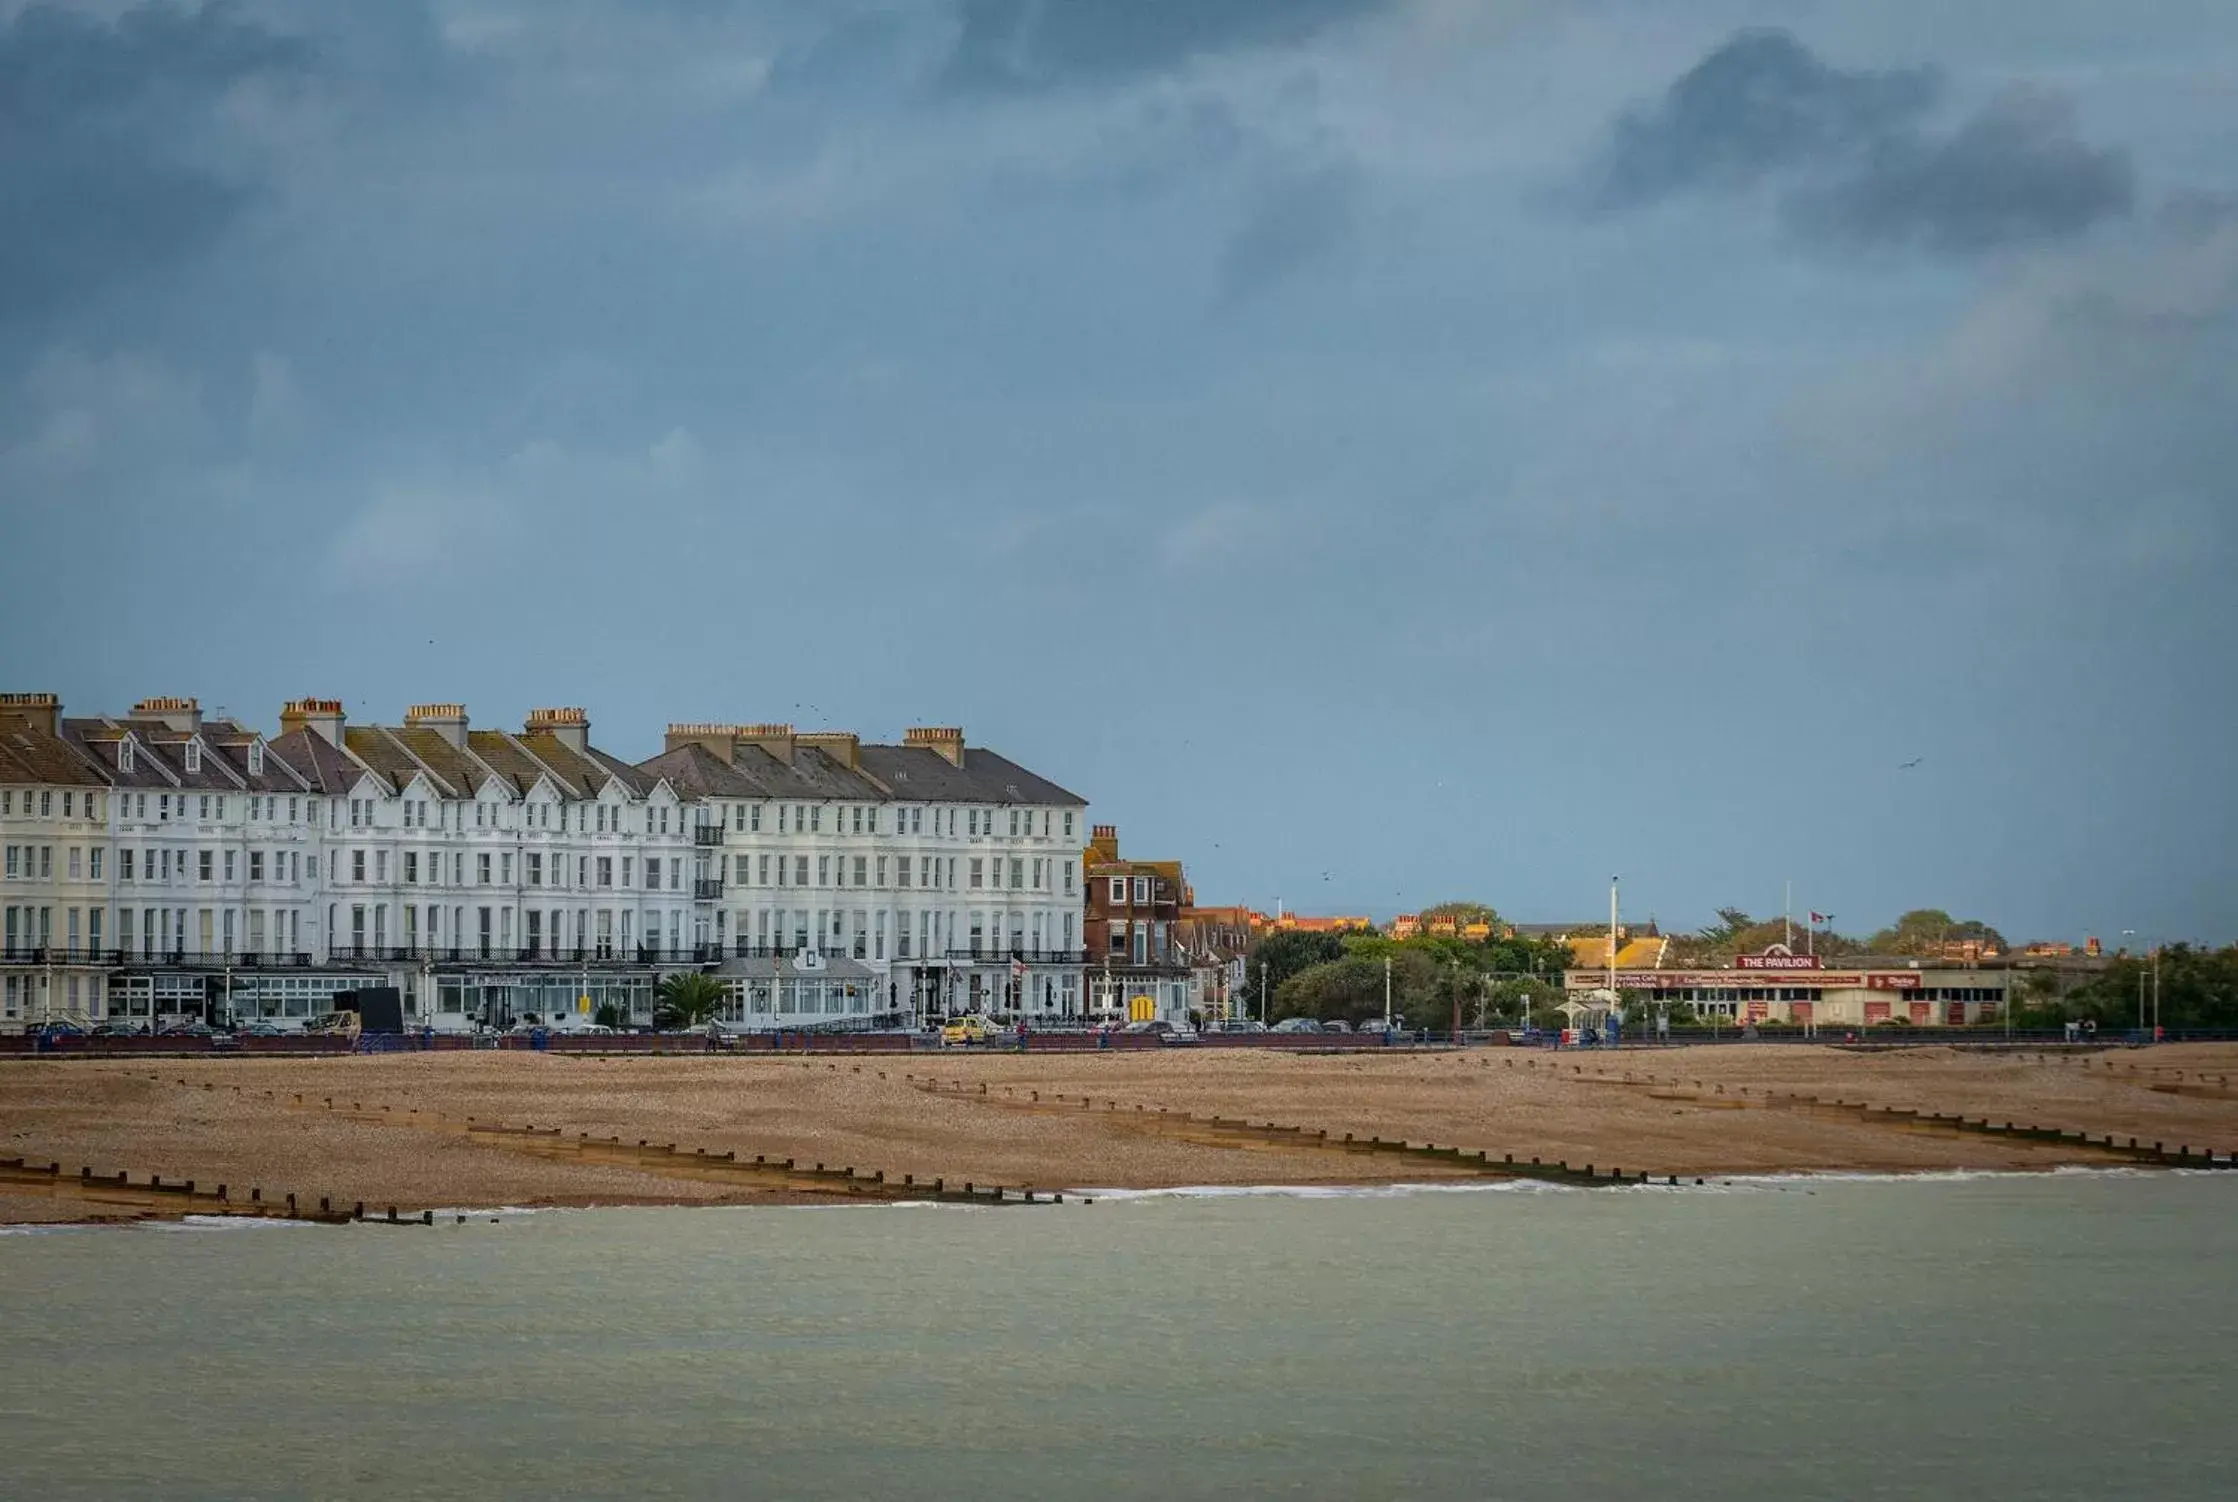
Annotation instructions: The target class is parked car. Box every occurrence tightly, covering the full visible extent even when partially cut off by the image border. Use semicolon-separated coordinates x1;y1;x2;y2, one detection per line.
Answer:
1321;1019;1352;1033
91;1020;147;1038
157;1021;220;1038
236;1021;287;1038
1216;1019;1269;1034
1271;1017;1322;1034
940;1015;996;1047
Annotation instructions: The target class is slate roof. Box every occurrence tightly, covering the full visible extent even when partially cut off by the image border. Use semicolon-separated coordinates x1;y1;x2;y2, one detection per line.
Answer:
635;741;886;803
856;743;1086;806
387;727;486;797
263;729;365;795
519;732;652;799
61;718;243;791
0;723;107;786
342;727;426;796
199;733;311;793
462;730;556;799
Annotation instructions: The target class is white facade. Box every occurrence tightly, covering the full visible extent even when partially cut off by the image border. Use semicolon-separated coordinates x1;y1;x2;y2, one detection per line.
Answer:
2;698;1092;1032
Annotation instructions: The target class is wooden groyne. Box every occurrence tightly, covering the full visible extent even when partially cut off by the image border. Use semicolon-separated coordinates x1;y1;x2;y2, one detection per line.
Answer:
904;1074;1675;1188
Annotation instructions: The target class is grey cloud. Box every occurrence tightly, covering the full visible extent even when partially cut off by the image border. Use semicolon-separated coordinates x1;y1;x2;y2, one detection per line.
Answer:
1595;29;2131;255
1216;162;1358;305
0;2;310;322
942;0;1380;93
1592;29;1938;206
1788;89;2133;253
2162;189;2238;241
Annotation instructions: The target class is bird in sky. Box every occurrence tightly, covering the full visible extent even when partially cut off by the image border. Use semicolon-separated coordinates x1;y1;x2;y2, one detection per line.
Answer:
1899;757;1923;769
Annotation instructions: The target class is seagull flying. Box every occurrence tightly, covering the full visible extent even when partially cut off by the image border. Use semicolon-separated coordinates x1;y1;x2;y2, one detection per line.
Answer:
1899;757;1923;769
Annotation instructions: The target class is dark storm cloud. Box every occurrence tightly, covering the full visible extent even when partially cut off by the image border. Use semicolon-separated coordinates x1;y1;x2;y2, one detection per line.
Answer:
1591;29;1938;206
942;0;1380;92
1787;89;2134;253
0;1;310;322
1594;29;2132;255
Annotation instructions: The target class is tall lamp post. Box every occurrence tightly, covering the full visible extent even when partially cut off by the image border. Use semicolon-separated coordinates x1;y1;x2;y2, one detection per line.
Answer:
2120;930;2142;1040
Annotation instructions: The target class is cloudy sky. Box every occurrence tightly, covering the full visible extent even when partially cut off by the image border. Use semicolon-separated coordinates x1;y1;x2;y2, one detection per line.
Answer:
5;0;2234;943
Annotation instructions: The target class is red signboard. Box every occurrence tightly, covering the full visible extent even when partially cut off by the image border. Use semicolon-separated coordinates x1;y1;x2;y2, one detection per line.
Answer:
1576;969;1924;991
1736;952;1823;971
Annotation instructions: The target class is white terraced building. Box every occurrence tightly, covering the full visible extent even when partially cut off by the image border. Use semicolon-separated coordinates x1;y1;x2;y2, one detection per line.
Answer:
0;694;1088;1033
639;723;1089;1026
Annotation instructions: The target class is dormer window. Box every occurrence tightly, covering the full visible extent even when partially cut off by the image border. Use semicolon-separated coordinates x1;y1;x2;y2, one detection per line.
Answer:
248;741;264;776
184;741;202;773
119;739;134;773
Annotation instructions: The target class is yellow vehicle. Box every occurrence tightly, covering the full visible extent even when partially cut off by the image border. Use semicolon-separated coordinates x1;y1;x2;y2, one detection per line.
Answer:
940;1015;995;1047
304;1010;362;1039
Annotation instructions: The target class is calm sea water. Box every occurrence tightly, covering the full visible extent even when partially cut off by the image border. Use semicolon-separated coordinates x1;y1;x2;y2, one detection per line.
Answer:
3;1174;2234;1500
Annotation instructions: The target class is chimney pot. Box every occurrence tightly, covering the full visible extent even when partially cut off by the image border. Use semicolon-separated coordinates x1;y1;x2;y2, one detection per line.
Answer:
130;696;203;734
904;726;966;766
796;731;861;769
0;692;62;738
280;698;346;746
404;703;470;749
525;706;590;754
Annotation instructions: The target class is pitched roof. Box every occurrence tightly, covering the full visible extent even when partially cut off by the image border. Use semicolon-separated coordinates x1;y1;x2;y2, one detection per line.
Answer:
518;732;651;799
0;723;107;786
387;727;486;797
634;742;887;803
634;742;765;800
341;727;424;796
462;730;553;799
856;743;1085;806
263;728;364;794
199;732;310;793
63;718;242;791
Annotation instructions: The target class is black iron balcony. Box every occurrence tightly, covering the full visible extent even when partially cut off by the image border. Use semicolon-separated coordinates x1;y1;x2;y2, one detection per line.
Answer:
941;948;1088;966
692;826;725;847
693;879;725;901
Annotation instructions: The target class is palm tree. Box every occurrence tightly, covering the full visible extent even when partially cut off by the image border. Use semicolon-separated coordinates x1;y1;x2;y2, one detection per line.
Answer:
655;970;727;1029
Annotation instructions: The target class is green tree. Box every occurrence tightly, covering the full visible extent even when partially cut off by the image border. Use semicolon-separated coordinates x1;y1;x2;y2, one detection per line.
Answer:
1242;929;1347;1015
1869;909;2008;956
1274;955;1386;1024
655;971;727;1029
2049;945;2238;1030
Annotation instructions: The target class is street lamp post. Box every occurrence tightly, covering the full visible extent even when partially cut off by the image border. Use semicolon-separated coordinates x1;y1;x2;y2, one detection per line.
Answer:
2120;930;2144;1041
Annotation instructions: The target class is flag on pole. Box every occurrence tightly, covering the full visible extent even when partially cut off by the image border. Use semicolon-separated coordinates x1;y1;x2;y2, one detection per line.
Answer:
1810;911;1831;925
1011;957;1027;981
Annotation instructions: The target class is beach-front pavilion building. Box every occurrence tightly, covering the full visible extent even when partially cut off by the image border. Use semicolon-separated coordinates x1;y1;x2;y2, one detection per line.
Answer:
1567;955;2011;1027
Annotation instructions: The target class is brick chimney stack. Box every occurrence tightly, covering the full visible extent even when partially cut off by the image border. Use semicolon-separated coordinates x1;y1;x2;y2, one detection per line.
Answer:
797;731;861;769
131;695;202;734
904;726;966;767
0;692;61;738
664;722;738;764
405;703;470;749
526;706;589;754
280;698;345;745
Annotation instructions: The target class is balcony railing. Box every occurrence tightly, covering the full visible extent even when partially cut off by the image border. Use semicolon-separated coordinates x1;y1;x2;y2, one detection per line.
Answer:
940;948;1088;966
16;949;324;970
693;879;725;901
692;826;725;847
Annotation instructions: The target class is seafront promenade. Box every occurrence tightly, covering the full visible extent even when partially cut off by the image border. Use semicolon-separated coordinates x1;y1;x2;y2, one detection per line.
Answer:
4;1043;2235;1224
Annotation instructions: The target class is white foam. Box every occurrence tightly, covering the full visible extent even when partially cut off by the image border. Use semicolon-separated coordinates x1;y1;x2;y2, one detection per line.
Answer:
1069;1179;1579;1203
